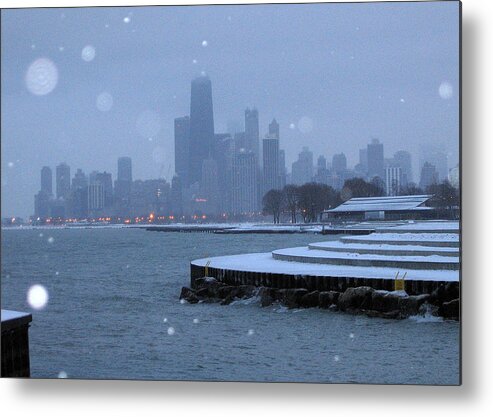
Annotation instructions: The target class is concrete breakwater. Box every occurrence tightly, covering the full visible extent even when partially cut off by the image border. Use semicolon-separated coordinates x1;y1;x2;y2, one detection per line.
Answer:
185;221;460;320
180;276;459;320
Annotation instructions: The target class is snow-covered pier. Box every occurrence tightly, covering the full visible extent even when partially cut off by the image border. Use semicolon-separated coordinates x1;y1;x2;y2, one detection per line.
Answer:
190;221;460;296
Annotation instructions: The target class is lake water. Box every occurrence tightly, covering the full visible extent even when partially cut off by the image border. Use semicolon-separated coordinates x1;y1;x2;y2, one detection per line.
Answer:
1;227;460;384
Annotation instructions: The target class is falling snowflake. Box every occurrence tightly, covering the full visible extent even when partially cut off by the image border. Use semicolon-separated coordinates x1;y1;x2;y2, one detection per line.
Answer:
439;81;453;99
167;327;175;335
25;58;59;96
27;284;49;310
7;162;14;168
58;46;65;52
333;355;340;362
289;123;295;130
96;92;114;112
47;237;54;243
163;318;168;323
55;271;59;276
202;40;208;47
193;318;199;324
57;371;68;378
192;59;197;64
123;16;131;24
400;98;405;103
349;333;354;339
81;45;96;62
247;329;255;336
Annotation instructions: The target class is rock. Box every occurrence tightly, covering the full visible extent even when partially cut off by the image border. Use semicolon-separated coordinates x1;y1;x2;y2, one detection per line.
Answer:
236;285;257;299
338;287;374;311
258;287;276;307
445;282;460;301
299;291;320;308
319;291;341;308
279;288;309;308
371;291;400;313
195;287;210;298
179;287;199;304
220;295;234;305
216;286;236;299
398;294;430;317
430;284;448;305
440;298;460;320
418;302;440;317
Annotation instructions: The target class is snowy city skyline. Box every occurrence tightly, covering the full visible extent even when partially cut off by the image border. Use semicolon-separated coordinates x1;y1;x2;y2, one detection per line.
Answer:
1;2;460;218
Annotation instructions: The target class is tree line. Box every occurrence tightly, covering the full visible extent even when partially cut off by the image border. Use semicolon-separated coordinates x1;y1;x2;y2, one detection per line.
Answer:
262;177;460;224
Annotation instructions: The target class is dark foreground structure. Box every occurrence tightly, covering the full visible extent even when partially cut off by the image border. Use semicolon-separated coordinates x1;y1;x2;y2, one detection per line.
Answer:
1;310;32;377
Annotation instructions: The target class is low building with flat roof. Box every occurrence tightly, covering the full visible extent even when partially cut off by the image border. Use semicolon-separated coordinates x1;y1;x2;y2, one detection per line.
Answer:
323;195;435;221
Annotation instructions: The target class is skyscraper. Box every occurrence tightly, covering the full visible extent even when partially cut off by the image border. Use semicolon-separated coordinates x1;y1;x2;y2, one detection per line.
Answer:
420;162;439;190
245;108;259;162
189;75;215;186
95;171;113;209
279;149;287;188
385;166;402;196
56;163;71;199
72;169;88;190
269;119;280;139
291;147;313;185
41;166;52;196
114;157;132;214
174;116;190;186
262;136;280;197
367;138;384;180
232;151;258;214
393;150;413;185
332;153;347;174
200;158;220;215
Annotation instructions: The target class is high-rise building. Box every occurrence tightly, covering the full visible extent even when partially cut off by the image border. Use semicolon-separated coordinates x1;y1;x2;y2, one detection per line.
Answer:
41;166;52;196
56;163;71;199
419;161;439;190
367;139;384;180
359;148;368;173
117;156;132;182
269;119;280;139
393;150;413;185
72;169;88;190
200;158;220;216
291;147;313;185
174;116;190;186
88;183;105;215
332;153;347;174
214;133;235;214
385;166;402;196
114;157;132;215
279;149;287;188
95;171;113;209
232;151;258;214
189;75;215;186
262;136;280;197
170;175;183;217
245;108;259;162
314;155;330;185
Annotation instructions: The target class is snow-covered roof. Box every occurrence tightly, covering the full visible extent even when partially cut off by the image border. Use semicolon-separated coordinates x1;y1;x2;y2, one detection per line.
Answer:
325;195;433;213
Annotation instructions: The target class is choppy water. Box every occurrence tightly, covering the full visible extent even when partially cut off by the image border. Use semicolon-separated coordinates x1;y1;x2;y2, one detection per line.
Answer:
1;228;460;384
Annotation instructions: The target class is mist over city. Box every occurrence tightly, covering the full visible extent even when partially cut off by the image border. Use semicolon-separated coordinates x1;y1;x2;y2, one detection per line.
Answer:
1;2;459;220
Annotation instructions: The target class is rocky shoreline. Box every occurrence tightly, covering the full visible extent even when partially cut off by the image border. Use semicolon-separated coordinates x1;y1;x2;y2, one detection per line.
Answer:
180;277;460;320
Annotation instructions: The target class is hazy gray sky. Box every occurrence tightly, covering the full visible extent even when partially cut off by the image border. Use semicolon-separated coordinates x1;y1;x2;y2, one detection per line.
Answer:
1;2;459;218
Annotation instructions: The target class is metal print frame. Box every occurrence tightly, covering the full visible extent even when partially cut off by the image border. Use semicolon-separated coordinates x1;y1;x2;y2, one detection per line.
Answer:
1;0;461;385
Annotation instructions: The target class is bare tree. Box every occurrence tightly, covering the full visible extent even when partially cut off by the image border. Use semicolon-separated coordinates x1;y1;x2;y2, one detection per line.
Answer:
282;185;299;224
262;189;284;224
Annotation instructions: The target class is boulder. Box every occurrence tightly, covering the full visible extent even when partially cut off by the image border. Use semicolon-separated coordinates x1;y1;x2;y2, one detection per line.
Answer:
338;287;374;311
236;285;257;299
179;287;199;304
371;291;401;313
216;286;236;299
318;291;341;308
299;291;320;308
279;288;309;308
258;287;276;307
220;295;234;305
418;302;440;317
440;298;460;320
398;294;430;317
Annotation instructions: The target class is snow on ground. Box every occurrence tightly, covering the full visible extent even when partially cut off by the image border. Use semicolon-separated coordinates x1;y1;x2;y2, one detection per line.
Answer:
272;246;459;264
1;309;31;322
342;232;459;242
309;241;459;254
192;253;459;282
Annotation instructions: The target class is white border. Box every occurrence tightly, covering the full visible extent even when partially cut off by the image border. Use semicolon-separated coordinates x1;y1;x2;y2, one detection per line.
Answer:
2;0;492;416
